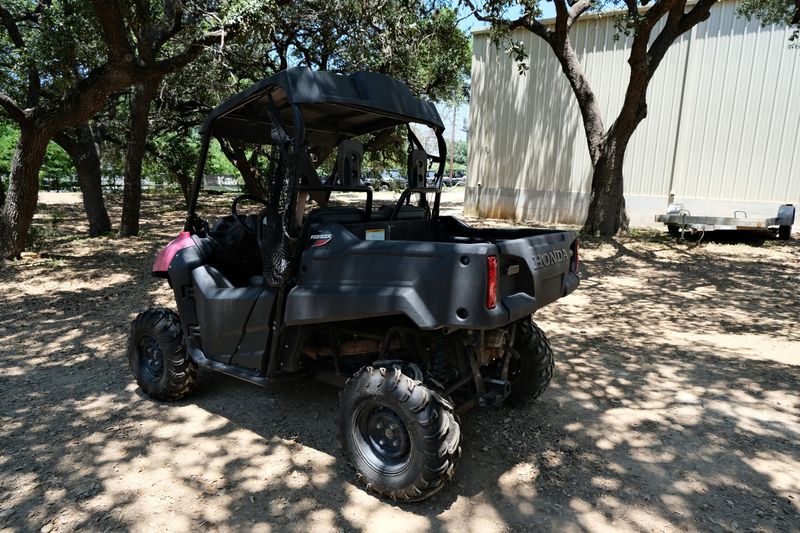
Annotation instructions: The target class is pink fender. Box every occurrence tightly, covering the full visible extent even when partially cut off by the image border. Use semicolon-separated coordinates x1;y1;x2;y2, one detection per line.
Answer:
152;231;195;276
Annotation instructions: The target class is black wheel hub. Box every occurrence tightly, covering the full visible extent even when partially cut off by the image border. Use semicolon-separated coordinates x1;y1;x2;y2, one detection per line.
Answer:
355;405;410;466
137;334;164;382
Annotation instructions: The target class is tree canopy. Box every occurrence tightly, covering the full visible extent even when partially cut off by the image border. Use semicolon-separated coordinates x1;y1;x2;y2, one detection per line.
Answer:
149;1;470;195
738;0;799;39
0;1;470;257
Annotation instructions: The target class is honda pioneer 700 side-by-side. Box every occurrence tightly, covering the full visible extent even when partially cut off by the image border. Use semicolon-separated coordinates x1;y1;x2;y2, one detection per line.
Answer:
128;67;580;501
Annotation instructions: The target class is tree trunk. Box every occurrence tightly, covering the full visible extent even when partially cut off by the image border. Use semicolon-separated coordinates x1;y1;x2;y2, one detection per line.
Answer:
581;70;650;236
218;139;267;197
174;171;192;206
546;35;631;236
237;156;266;197
120;82;158;237
0;123;51;258
549;38;606;165
149;140;194;208
581;132;632;236
54;123;112;236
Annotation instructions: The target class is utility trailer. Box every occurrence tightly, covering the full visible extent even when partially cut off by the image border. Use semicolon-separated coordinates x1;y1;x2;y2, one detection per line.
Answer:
656;203;795;241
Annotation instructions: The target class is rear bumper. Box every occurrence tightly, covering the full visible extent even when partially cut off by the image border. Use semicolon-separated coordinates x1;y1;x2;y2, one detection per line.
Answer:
500;270;579;324
563;271;580;297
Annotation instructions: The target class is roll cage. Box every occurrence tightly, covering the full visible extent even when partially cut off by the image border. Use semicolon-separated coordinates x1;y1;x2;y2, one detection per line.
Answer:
185;67;448;235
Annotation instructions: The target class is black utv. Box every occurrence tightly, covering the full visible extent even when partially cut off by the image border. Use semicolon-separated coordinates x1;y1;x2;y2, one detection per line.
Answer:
129;67;580;501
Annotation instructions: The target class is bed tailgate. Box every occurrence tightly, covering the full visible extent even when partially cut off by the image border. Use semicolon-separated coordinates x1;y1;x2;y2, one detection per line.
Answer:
494;230;580;318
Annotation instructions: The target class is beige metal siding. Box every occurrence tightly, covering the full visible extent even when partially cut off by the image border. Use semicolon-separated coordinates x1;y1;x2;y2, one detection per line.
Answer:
467;0;800;225
672;8;800;204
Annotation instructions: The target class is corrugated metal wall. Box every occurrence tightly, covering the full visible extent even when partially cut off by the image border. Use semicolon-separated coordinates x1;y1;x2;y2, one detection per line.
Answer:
466;0;800;225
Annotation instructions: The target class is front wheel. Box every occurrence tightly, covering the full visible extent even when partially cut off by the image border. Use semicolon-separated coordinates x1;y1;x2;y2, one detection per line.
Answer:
505;319;554;406
339;366;461;501
128;308;197;401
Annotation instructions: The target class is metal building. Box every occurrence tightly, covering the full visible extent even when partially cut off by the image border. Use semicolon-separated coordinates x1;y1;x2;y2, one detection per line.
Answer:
466;0;800;226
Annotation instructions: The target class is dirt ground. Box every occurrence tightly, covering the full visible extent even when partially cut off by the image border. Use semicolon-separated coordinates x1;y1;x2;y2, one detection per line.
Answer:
1;191;798;533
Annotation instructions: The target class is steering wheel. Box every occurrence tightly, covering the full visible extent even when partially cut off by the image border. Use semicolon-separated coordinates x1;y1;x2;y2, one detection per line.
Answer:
231;194;269;235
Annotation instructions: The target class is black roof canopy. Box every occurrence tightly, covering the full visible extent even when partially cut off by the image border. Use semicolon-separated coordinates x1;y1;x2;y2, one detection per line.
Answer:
200;67;445;146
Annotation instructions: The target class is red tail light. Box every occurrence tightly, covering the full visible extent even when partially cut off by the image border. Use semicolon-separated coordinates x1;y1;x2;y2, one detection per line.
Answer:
486;256;498;309
572;239;580;273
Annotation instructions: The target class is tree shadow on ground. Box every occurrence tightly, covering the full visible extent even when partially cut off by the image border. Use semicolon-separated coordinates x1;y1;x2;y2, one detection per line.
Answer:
1;197;798;532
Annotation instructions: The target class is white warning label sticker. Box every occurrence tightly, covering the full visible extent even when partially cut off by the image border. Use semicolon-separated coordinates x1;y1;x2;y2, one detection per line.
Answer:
365;228;386;241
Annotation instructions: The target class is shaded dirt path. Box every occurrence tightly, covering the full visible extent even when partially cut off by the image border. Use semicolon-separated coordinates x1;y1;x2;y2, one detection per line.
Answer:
1;193;798;532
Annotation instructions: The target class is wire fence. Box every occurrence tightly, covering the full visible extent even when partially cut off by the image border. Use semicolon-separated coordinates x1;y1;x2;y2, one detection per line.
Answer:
0;174;244;194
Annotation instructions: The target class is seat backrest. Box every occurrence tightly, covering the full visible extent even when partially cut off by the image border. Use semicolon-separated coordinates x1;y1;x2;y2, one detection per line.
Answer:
307;207;366;224
407;149;427;189
378;204;427;220
204;265;234;289
336;140;364;186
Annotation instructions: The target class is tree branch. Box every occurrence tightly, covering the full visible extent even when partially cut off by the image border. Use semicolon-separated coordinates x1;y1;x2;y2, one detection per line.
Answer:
0;4;41;108
647;1;688;74
38;32;214;133
568;0;596;28
464;0;605;160
154;0;185;51
0;5;25;48
89;0;135;63
623;0;639;17
462;0;551;40
550;43;606;163
615;0;708;142
676;0;717;34
554;0;570;35
140;33;220;80
623;0;681;70
509;14;551;41
0;93;26;122
644;0;681;27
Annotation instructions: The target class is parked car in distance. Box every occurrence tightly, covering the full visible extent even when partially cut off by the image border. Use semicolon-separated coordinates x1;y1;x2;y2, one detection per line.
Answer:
374;169;407;190
442;174;466;187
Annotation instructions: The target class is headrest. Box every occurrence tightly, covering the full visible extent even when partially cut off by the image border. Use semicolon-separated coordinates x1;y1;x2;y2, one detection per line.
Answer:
336;140;363;186
407;149;427;189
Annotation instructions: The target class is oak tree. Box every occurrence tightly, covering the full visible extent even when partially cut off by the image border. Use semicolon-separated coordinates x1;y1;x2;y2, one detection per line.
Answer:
0;0;237;257
466;0;724;235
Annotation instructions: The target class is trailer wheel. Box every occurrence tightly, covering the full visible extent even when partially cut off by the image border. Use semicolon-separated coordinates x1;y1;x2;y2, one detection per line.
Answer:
505;319;554;406
339;366;461;501
667;224;680;237
128;308;197;401
778;225;791;240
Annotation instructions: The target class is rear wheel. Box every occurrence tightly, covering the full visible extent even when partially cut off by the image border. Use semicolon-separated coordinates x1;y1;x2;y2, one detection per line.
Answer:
778;225;791;240
339;366;461;501
505;318;554;406
128;308;197;401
